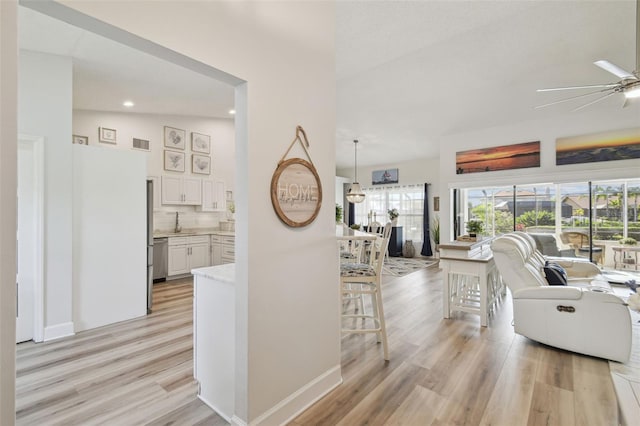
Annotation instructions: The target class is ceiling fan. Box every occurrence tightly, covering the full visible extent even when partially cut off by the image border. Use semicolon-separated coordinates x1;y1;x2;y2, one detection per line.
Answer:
536;0;640;111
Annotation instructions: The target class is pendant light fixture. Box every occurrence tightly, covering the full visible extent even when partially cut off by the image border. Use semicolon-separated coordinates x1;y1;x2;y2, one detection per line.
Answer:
346;139;365;203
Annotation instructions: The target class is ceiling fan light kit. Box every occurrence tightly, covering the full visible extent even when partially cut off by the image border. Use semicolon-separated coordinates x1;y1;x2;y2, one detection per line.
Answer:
624;83;640;98
536;0;640;110
346;139;366;204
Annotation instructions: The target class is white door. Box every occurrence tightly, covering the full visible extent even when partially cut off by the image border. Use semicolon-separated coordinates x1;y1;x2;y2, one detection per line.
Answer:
17;140;37;342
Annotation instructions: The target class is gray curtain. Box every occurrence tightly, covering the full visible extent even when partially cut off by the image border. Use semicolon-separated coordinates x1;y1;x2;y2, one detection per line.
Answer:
421;183;432;256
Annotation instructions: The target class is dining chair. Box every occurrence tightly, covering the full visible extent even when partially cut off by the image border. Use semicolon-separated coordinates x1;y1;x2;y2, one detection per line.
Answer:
560;231;605;264
339;222;392;360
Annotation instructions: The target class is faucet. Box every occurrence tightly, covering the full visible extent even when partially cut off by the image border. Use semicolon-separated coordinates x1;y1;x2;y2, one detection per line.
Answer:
174;212;182;233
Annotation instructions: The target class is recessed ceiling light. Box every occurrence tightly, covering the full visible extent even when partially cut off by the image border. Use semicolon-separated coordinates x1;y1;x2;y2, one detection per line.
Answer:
123;100;135;107
228;109;236;115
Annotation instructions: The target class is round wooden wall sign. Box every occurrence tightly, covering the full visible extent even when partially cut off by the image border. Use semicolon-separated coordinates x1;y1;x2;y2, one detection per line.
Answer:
270;158;323;227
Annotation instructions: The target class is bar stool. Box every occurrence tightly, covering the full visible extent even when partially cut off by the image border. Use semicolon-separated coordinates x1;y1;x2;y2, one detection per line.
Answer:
340;223;392;360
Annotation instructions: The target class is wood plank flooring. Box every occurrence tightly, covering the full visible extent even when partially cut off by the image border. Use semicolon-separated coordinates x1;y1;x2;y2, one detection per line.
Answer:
15;278;226;426
290;266;618;426
15;266;619;425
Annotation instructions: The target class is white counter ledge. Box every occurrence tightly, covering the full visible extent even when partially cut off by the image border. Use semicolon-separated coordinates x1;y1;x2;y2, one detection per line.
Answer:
191;263;235;282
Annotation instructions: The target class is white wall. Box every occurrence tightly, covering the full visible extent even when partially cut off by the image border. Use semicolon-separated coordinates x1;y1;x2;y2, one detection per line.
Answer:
438;108;640;243
0;1;17;423
19;50;74;340
72;145;147;332
52;1;338;424
73;109;235;232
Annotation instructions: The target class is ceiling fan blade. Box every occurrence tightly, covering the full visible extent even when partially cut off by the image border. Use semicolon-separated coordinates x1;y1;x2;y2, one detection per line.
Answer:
572;91;618;111
534;88;613;109
537;83;619;92
594;60;637;80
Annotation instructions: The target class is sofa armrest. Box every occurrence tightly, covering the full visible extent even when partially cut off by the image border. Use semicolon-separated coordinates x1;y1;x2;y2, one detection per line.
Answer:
513;286;626;304
513;286;583;300
547;258;601;277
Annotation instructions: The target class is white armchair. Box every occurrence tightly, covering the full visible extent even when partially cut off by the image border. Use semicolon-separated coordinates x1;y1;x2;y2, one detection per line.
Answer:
491;233;631;363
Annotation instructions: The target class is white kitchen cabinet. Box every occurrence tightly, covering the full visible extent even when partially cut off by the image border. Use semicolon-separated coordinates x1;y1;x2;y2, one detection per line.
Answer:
161;176;202;206
211;234;234;265
211;235;223;265
189;241;210;270
198;179;226;212
168;235;211;277
222;236;235;264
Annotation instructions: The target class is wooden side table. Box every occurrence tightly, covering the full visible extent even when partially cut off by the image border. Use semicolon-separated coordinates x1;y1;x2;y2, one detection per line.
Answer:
613;246;640;271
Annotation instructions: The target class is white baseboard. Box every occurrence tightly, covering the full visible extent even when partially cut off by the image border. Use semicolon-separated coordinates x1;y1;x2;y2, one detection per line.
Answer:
250;365;342;426
43;322;74;341
230;415;247;426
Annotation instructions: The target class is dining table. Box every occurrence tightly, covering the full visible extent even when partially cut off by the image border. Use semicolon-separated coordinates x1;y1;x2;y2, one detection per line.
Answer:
336;225;378;264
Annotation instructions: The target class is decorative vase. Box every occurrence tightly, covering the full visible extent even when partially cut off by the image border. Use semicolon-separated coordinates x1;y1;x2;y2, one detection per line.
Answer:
391;218;398;226
403;240;415;258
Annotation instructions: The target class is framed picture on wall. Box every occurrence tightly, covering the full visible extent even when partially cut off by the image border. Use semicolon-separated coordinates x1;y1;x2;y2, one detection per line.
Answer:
99;127;117;144
73;135;89;145
164;150;185;172
164;126;186;150
434;196;440;212
372;168;398;185
191;132;211;154
192;154;211;175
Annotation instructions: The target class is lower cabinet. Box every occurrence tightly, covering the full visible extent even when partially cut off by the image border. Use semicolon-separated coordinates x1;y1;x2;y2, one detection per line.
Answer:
211;234;235;265
168;235;211;277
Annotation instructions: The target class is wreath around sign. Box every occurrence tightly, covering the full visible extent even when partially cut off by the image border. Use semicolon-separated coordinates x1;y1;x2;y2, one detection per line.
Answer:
270;157;323;227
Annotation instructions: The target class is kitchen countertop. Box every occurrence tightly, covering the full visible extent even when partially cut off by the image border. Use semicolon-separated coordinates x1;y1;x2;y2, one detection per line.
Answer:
153;229;235;238
191;263;235;282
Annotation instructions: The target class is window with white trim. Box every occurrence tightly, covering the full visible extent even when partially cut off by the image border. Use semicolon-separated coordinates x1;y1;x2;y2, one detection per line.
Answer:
354;184;424;242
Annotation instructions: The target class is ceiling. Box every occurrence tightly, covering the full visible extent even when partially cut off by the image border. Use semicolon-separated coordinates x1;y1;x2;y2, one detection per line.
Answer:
19;2;640;169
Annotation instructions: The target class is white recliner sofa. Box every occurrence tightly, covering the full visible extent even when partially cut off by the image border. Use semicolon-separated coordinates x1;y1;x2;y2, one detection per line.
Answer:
491;233;631;363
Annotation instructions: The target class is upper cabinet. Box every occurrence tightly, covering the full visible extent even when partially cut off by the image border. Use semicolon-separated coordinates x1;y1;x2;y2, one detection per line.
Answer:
198;179;226;212
161;175;202;206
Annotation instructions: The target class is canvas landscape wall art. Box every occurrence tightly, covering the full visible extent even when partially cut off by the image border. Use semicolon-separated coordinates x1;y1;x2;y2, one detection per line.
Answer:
556;127;640;166
456;141;540;174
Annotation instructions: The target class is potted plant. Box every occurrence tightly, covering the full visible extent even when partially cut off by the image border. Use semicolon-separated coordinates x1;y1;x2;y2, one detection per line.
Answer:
432;215;440;256
336;203;344;224
432;215;440;244
466;219;484;238
620;237;637;246
388;208;399;224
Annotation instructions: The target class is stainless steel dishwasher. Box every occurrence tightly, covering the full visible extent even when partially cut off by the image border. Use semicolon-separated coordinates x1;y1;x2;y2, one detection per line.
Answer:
153;237;168;282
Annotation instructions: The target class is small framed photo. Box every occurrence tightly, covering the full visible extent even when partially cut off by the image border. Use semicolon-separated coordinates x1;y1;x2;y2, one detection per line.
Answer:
73;135;88;145
164;126;186;150
132;138;150;151
192;154;211;175
226;190;233;201
164;150;185;172
99;127;117;144
434;196;440;212
191;132;211;154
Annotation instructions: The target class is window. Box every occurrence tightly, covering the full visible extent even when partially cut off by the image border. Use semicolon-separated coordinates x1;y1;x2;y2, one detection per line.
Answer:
454;177;640;268
354;184;424;241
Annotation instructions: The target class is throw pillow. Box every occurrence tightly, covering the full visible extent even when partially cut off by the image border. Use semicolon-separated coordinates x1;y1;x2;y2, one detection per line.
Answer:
543;261;568;286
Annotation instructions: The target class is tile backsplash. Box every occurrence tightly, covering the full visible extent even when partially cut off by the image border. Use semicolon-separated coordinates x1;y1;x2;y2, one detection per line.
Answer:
153;209;225;233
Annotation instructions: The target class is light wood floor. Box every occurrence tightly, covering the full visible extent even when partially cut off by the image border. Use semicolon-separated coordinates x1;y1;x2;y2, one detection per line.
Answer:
15;278;226;426
16;267;619;425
